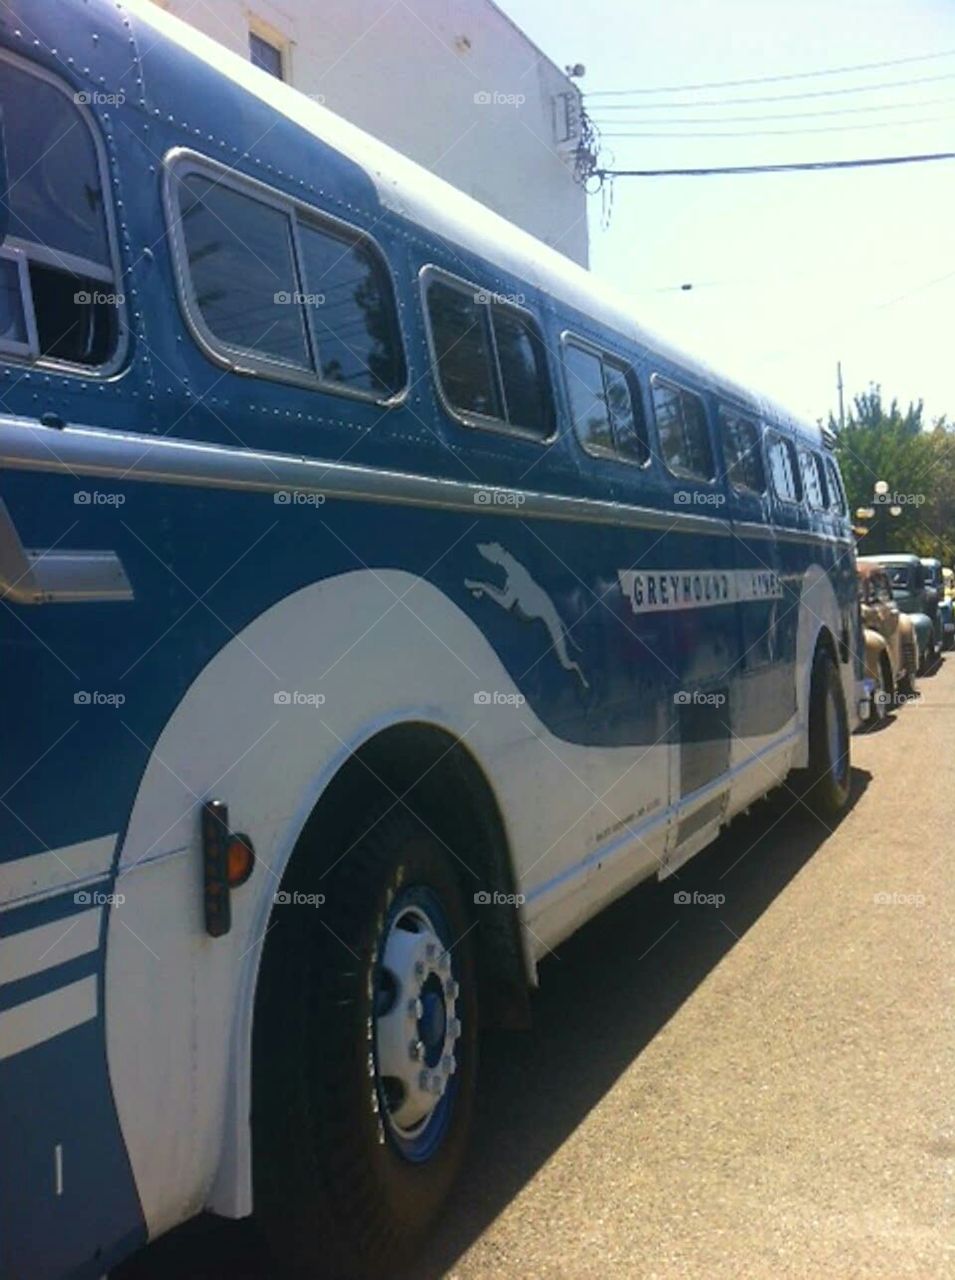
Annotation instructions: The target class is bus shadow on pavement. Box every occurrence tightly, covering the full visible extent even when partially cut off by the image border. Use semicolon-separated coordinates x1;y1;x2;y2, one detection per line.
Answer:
115;767;871;1280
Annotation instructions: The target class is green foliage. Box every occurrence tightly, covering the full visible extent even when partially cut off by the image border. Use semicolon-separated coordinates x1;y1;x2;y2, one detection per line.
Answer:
830;385;955;560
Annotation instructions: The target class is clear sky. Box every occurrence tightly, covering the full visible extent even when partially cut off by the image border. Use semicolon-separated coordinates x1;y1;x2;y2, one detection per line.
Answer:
500;0;955;426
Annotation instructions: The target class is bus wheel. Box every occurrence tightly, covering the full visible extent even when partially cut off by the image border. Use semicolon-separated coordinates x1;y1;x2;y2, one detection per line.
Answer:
801;647;851;816
253;810;478;1278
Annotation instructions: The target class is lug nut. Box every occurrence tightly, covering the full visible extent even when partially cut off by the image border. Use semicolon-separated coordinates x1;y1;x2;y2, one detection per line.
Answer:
449;1017;462;1039
414;959;425;978
408;997;423;1018
445;978;459;998
409;1039;424;1061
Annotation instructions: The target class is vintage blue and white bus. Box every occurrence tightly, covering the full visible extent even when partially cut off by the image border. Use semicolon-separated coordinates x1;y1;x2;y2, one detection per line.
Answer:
0;2;866;1275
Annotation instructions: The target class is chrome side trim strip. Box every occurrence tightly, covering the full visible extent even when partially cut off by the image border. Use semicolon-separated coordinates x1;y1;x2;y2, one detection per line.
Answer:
0;498;133;604
0;416;735;536
0;416;853;547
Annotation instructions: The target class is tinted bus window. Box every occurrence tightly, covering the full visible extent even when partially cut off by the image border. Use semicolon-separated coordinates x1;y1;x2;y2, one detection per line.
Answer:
825;455;848;514
720;408;765;493
767;433;802;504
0;53;121;367
427;281;502;418
652;377;714;480
426;275;553;438
800;449;826;509
563;341;649;463
179;174;310;369
491;305;552;436
298;222;405;396
564;342;614;455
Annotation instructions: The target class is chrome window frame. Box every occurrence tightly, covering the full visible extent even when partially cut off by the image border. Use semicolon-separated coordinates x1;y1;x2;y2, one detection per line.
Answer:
824;454;848;515
0;48;128;378
649;371;717;483
419;264;558;445
560;330;652;468
163;147;409;408
0;245;40;361
717;402;766;495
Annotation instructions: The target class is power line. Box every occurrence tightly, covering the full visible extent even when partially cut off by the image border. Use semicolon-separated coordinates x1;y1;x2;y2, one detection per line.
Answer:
586;48;955;95
585;69;955;109
598;113;955;139
589;93;955;124
596;151;955;178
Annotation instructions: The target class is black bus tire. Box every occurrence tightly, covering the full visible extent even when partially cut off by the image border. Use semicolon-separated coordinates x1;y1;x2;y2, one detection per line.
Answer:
799;647;851;818
253;809;478;1279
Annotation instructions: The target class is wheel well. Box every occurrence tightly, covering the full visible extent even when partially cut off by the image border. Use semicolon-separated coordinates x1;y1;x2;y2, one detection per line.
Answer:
279;722;531;1029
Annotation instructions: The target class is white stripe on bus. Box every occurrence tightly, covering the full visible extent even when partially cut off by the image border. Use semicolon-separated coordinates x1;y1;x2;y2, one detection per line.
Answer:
0;908;101;985
0;975;98;1061
0;835;117;911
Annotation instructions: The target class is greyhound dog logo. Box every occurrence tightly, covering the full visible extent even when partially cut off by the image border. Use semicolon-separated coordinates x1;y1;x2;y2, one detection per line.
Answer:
465;542;589;689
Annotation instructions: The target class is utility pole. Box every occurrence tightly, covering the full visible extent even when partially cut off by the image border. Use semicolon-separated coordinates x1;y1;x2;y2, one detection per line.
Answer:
837;361;845;431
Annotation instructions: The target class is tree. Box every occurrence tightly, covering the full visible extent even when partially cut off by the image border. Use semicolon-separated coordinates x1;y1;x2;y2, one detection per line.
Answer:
829;385;942;556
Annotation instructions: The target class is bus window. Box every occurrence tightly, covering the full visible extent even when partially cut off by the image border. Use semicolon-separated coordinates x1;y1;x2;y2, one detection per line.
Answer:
490;304;553;437
427;280;502;419
298;222;405;396
564;341;614;455
425;272;553;439
179;173;310;370
800;449;827;510
825;455;848;514
563;338;649;465
719;408;765;493
767;433;802;504
0;52;122;368
651;376;714;480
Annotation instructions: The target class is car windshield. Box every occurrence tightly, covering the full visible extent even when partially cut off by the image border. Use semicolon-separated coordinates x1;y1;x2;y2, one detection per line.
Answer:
887;566;912;589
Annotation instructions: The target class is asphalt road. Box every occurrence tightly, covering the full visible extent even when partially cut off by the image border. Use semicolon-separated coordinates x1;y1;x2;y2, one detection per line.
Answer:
118;658;955;1280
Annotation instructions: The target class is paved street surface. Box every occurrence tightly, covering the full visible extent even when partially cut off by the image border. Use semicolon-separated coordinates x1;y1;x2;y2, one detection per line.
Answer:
119;660;955;1280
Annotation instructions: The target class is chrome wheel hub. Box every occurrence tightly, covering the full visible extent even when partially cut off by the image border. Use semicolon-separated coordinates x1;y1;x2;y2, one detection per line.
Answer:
374;904;461;1136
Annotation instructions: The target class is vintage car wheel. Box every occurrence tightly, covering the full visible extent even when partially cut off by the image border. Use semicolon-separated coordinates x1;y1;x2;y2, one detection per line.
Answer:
253;810;478;1279
867;655;892;728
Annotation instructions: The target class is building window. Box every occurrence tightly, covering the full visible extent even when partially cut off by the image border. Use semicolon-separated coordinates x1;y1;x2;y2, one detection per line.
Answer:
651;375;714;481
250;31;284;80
425;273;554;440
719;406;765;493
563;338;649;464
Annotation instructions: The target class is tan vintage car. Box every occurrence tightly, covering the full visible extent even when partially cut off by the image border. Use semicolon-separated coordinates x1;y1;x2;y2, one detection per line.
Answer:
859;562;918;722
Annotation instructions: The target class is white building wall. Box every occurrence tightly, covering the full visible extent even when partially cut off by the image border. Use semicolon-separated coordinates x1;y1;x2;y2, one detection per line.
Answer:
151;0;589;265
